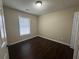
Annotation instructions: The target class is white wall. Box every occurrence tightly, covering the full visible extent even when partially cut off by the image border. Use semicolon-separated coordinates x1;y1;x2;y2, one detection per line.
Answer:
76;7;79;11
4;6;79;46
38;8;76;44
4;7;38;45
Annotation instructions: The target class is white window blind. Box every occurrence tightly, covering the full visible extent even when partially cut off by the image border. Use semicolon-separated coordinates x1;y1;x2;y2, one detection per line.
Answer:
19;16;30;36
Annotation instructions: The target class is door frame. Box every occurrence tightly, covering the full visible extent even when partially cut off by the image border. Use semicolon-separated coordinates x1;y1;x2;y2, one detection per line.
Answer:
71;12;79;59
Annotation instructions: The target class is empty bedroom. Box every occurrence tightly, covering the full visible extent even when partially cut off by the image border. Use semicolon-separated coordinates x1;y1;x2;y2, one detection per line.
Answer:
0;0;79;59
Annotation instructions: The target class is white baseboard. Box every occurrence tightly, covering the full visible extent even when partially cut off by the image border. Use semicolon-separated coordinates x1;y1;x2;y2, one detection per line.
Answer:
8;35;70;47
38;35;70;47
8;35;37;46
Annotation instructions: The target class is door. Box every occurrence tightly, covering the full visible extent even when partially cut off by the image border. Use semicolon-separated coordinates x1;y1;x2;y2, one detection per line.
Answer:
77;12;79;59
0;0;9;59
71;12;79;59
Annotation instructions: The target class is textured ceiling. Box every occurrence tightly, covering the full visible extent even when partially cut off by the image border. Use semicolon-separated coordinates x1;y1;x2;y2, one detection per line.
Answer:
3;0;79;15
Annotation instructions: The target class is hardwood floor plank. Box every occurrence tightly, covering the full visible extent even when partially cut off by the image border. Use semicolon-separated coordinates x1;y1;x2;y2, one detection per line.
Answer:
8;36;73;59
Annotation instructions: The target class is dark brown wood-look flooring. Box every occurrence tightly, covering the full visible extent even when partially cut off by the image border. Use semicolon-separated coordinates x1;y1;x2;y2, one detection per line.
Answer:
8;36;73;59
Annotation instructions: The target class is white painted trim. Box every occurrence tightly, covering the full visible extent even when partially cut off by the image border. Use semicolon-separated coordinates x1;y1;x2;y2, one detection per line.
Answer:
8;35;70;46
38;35;70;46
73;12;79;59
70;12;79;49
8;35;37;46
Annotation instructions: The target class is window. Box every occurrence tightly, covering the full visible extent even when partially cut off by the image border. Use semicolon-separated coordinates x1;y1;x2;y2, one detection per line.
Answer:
0;15;4;38
19;16;30;36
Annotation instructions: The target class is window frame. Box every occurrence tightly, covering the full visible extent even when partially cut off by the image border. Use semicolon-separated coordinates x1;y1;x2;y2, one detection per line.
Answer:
19;16;31;36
